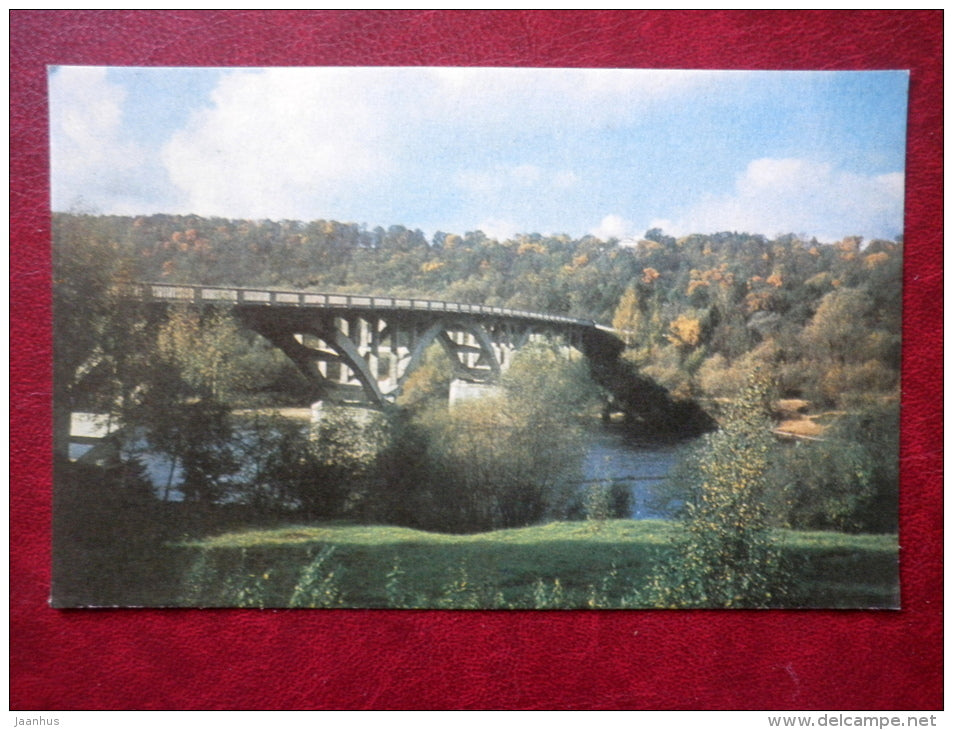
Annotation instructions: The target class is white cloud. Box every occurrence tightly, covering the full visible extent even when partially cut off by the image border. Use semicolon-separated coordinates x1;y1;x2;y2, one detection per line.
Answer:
591;214;637;242
654;158;904;242
160;68;392;220
454;169;503;197
49;66;145;212
511;164;542;186
474;218;520;242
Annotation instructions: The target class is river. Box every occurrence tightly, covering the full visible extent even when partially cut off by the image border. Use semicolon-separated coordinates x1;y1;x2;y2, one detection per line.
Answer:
70;413;695;519
580;424;692;519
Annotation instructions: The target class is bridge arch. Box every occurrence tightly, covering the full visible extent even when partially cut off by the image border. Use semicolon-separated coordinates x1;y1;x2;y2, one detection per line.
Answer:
398;319;501;389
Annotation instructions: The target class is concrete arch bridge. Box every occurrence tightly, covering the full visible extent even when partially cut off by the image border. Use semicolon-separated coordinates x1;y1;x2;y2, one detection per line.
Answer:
133;283;713;436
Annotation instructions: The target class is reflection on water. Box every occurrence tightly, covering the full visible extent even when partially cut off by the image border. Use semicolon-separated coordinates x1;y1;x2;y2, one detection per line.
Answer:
580;425;693;519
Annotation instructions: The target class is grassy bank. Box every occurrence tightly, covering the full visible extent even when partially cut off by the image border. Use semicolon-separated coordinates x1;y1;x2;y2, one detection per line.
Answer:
167;520;898;609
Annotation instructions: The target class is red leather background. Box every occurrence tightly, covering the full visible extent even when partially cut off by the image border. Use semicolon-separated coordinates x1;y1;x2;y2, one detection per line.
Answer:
10;11;942;710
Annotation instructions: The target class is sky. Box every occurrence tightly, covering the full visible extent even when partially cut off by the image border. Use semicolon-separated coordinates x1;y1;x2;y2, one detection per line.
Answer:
48;66;909;243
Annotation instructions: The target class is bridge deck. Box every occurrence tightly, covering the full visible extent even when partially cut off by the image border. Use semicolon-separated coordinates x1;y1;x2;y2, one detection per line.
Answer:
136;282;598;329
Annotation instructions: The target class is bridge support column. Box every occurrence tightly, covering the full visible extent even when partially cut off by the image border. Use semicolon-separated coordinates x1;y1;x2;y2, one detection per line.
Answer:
448;379;503;407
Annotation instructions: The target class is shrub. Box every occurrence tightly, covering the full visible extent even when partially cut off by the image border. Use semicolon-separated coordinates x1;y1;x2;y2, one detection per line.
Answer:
233;411;355;518
436;560;506;609
532;578;567;609
767;402;899;533
372;344;595;533
646;374;789;608
578;480;633;528
583;481;612;528
412;395;583;532
221;549;268;608
395;344;453;410
311;404;392;518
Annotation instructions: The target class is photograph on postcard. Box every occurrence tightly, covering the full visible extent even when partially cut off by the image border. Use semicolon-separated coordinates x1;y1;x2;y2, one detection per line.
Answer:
50;67;906;609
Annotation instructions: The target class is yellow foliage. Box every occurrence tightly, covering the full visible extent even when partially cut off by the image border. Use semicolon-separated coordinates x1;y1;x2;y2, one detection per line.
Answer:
517;241;546;255
667;314;702;349
420;260;446;273
641;267;660;284
646;373;785;608
611;287;641;345
865;252;890;269
745;290;773;313
776;418;824;438
686;279;710;296
836;236;862;253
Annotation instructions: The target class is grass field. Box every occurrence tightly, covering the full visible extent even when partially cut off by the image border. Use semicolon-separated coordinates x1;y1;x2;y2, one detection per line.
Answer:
165;519;899;609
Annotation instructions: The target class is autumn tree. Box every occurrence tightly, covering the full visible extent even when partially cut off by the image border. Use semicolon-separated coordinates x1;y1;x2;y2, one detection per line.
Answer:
667;313;703;353
395;344;453;410
798;287;898;406
611;286;642;347
800;287;875;365
52;212;902;426
646;373;789;607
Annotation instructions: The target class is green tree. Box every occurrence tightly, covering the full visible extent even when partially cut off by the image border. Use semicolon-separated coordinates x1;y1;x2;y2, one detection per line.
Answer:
134;381;237;504
309;404;391;518
52;213;149;457
800;287;874;365
499;342;601;424
121;306;249;504
395;343;453;410
233;412;321;513
156;305;252;401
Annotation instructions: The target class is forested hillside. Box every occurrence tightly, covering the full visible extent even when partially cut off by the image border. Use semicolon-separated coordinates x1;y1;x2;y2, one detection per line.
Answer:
54;212;902;413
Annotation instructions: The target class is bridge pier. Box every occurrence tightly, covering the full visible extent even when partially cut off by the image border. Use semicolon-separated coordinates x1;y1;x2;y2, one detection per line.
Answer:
448;379;503;407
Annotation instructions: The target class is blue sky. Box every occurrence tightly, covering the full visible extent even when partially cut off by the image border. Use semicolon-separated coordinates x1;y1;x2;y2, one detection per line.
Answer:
48;66;908;243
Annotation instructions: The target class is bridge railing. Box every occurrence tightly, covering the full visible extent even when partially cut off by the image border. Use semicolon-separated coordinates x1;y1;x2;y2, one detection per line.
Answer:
135;282;596;328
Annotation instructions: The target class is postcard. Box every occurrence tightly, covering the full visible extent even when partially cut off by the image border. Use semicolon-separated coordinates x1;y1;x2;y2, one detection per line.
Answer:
49;67;906;609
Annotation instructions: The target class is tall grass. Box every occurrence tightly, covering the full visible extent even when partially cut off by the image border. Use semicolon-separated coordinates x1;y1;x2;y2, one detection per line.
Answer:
173;520;898;609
